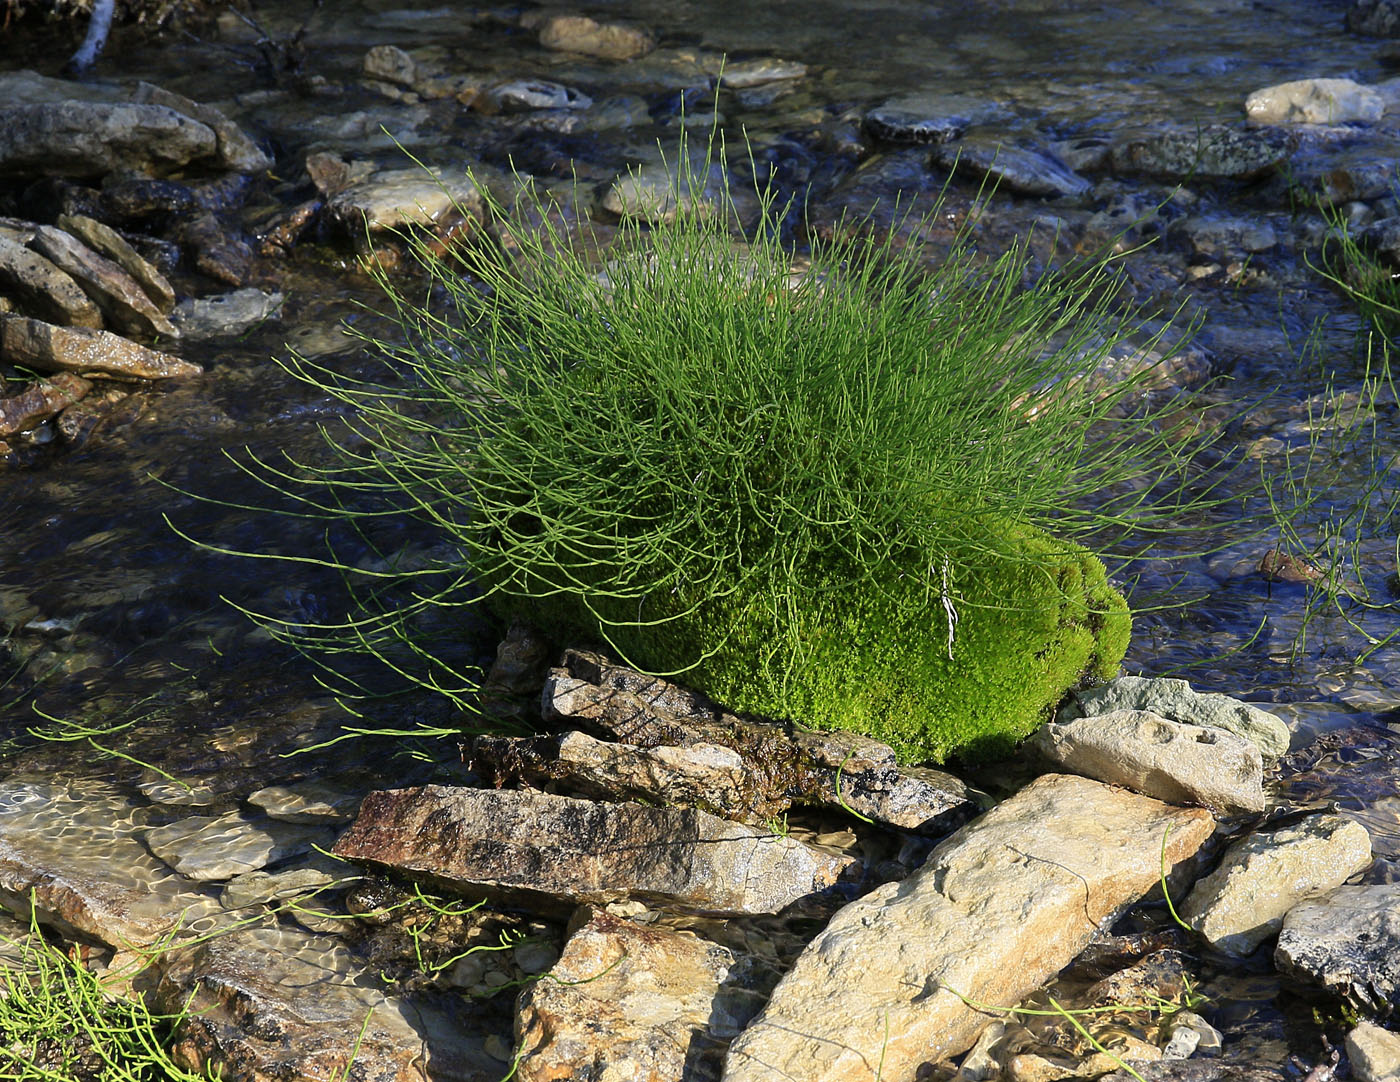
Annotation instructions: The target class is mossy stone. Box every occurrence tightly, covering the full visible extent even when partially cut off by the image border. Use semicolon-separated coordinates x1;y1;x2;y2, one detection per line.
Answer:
494;520;1129;765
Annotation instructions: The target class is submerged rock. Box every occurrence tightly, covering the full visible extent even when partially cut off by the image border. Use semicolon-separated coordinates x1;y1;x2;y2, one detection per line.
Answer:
1059;675;1291;760
1032;709;1265;814
721;774;1215;1082
144;811;332;882
171;288;283;339
1109;125;1294;181
1245;78;1384;125
931;135;1091;198
542;648;977;834
1;315;201;380
1275;883;1400;1017
1181;813;1372;957
156;923;503;1082
515;910;767;1081
537;13;656;60
862;92;1012;144
1350;0;1400;36
332;784;856;916
328;167;484;234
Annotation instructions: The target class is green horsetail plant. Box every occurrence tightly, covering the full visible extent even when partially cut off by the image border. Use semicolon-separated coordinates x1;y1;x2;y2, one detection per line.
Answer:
194;148;1253;762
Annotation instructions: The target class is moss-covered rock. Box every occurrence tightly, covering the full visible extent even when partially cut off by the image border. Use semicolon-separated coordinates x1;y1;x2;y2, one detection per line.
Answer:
495;519;1129;765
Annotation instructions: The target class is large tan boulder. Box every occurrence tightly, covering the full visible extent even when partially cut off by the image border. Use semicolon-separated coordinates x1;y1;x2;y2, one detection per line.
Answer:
722;774;1215;1082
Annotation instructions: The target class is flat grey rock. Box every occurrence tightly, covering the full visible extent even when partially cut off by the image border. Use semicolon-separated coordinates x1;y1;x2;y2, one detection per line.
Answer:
1276;883;1400;1017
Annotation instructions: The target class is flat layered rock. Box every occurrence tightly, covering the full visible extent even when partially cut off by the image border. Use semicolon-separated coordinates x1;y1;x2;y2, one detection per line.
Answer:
862;93;1013;144
56;213;176;314
722;774;1214;1082
132;81;272;174
1275;883;1400;1017
1182;813;1372;957
0;235;103;328
1;315;201;380
1032;709;1265;814
328;167;484;233
332;785;855;916
1060;675;1291;760
0;102;217;178
29;225;177;338
144;812;332;882
516;911;768;1081
542;648;976;834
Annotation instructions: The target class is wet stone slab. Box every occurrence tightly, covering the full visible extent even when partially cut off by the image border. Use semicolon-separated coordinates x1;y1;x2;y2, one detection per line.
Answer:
144;811;334;882
332;784;857;916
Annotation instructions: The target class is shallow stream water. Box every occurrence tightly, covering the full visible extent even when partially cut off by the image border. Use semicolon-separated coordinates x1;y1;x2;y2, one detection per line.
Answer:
3;0;1400;1074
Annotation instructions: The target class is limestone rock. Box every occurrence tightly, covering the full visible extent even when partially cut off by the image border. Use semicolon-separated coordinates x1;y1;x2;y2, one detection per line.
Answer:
515;911;767;1081
144;812;332;882
1109;125;1294;180
931;136;1092;197
1173;216;1278;259
55;214;176;314
0;372;90;437
131;82;271;174
1245;78;1384;125
1060;675;1291;760
156;924;501;1082
1275;883;1400;1017
328;167;484;233
538;14;656;60
0;236;102;328
1181;813;1372;957
1;315;201;380
716;58;809;89
0;102;218;178
721;774;1214;1082
29;225;178;338
247;781;361;824
542;648;976;834
332;785;855;916
862;93;1013;144
1346;1020;1400;1082
1032;710;1265;814
1098;1065;1286;1082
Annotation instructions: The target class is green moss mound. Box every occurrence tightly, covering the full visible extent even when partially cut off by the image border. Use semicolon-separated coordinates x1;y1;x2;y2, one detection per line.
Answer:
495;519;1129;764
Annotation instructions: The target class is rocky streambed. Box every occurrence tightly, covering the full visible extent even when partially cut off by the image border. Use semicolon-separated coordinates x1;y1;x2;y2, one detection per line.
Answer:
4;1;1400;1080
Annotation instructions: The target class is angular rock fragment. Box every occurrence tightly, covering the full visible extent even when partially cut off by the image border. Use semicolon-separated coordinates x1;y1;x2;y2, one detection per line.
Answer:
132;81;272;174
1;315;201;380
28;225;177;338
0;235;103;328
721;774;1214;1082
1059;675;1291;760
1346;1020;1400;1082
0;372;90;437
1181;813;1372;956
543;648;977;834
56;213;176;314
490;79;593;111
171;288;283;339
174;212;254;287
0;102;217;178
1275;883;1400;1017
1032;709;1265;813
332;785;855;916
515;911;768;1081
